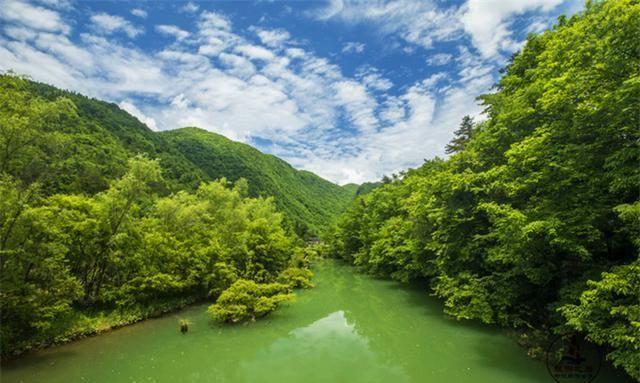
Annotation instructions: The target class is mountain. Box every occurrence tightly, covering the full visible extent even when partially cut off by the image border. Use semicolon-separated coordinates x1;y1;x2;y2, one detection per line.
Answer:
162;127;356;234
342;182;380;197
5;76;208;195
355;182;381;196
1;75;355;234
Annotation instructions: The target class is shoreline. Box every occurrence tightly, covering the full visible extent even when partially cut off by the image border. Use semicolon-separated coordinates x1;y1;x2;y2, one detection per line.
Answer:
1;297;207;363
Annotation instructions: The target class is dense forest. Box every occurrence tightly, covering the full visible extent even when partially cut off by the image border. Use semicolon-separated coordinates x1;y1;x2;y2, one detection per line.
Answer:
1;0;638;381
0;74;320;355
0;75;356;236
323;1;639;380
162;127;357;235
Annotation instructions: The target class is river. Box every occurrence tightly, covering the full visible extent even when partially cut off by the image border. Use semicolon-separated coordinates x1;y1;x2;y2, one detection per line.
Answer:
1;260;633;383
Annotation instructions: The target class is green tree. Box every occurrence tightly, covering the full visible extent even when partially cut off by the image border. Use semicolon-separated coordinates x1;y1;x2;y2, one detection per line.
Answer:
444;115;475;154
208;279;293;323
325;1;640;379
0;176;81;353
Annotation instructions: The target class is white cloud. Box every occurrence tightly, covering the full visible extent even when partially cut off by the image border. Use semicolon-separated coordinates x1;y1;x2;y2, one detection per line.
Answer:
118;100;158;131
3;25;38;41
426;53;453;66
0;0;70;34
156;24;189;40
181;2;199;14
34;32;95;71
285;47;306;59
461;0;563;58
34;0;72;10
199;11;231;32
90;13;143;38
131;9;147;19
219;52;256;78
526;19;550;34
0;0;580;184
254;28;290;48
234;44;275;62
311;0;462;50
356;67;392;92
342;41;365;54
311;0;345;20
311;0;570;60
334;80;378;133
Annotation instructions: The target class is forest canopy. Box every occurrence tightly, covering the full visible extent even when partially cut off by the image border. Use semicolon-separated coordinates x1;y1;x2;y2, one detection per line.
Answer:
0;153;307;354
323;0;639;380
0;73;355;236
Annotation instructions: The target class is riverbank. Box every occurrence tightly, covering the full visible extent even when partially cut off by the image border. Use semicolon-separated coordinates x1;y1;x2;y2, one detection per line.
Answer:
1;296;201;361
2;260;634;383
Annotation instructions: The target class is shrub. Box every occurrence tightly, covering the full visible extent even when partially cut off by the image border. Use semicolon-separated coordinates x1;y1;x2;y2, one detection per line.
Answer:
208;279;293;323
277;267;314;289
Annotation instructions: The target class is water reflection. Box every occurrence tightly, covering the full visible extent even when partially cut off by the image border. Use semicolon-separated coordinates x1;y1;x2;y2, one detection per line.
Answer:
1;260;633;383
238;310;409;383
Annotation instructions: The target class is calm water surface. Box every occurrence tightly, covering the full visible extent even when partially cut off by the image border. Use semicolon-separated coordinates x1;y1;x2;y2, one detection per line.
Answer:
1;260;632;383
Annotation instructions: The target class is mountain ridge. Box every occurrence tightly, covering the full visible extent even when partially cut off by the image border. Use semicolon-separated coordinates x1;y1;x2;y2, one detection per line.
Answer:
2;74;356;234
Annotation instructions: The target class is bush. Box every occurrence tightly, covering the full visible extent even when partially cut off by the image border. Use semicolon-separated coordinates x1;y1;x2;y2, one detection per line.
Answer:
277;267;314;289
208;279;293;323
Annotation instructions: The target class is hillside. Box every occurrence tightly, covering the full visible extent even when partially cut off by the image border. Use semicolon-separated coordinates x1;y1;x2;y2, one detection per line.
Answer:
6;77;208;195
1;75;355;234
325;1;639;380
162;127;356;234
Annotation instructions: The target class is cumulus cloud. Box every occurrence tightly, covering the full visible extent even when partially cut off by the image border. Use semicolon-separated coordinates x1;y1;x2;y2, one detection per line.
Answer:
461;0;564;58
90;13;143;38
181;2;199;14
0;0;581;184
310;0;567;60
254;28;290;48
234;44;275;62
119;100;158;131
311;0;462;50
0;0;71;34
131;9;147;19
155;24;189;40
355;67;393;92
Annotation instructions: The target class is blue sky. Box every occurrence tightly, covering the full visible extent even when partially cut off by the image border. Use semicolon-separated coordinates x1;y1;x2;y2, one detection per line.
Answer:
0;0;583;184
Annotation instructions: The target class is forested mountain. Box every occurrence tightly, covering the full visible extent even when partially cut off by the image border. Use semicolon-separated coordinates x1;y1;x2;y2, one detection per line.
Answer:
354;182;382;197
0;74;318;356
324;1;639;380
3;77;208;195
162;128;356;235
0;76;355;235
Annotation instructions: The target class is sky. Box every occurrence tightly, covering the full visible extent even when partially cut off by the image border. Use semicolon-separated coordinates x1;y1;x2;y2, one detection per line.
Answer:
0;0;584;185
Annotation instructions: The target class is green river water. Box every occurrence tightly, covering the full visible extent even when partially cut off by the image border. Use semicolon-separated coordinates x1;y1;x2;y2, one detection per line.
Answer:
1;260;633;383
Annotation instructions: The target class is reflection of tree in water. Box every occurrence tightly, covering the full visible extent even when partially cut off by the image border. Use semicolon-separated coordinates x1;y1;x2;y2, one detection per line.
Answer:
5;260;631;383
223;260;544;383
237;310;410;383
233;260;475;383
328;260;549;382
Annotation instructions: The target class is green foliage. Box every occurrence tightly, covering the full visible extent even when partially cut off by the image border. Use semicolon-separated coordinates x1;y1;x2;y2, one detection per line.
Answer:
0;71;337;354
559;260;640;381
325;1;640;379
0;176;82;354
355;182;382;197
444;115;475;154
277;267;314;289
161;127;356;235
0;156;304;354
0;74;354;235
0;73;206;195
208;279;293;323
